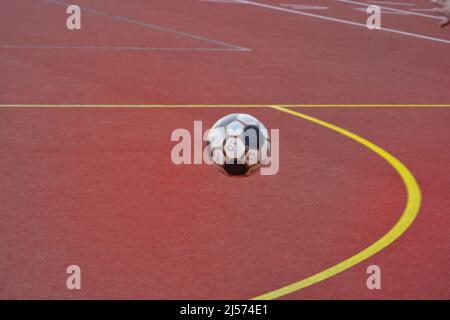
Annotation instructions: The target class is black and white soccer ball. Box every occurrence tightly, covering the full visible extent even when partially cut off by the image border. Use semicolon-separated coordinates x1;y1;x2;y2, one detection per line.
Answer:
206;113;270;177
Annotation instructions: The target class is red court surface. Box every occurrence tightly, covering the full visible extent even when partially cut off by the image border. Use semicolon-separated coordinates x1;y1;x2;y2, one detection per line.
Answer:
0;0;449;299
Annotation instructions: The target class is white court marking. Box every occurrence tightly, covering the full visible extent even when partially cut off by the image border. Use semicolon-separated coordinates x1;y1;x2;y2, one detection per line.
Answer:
366;1;415;6
337;0;441;19
238;0;450;44
280;4;329;10
410;9;436;12
353;7;411;14
0;44;247;52
40;0;250;51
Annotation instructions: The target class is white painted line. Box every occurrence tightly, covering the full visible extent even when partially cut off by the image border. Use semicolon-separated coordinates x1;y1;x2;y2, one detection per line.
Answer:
0;44;248;51
241;1;450;44
353;7;411;14
337;0;441;19
410;8;437;12
43;0;250;51
366;1;414;6
280;4;329;10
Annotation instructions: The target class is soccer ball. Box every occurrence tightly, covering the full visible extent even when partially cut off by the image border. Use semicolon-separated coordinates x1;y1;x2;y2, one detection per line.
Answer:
206;113;270;177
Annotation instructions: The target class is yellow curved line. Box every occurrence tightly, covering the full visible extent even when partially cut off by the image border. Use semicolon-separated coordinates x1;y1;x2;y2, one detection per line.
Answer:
252;105;422;300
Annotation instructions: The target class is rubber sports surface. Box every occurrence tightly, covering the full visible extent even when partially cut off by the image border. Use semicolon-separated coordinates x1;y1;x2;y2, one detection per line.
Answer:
1;0;449;299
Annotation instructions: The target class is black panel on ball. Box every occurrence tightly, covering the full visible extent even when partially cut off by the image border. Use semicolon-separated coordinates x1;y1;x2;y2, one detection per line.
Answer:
223;162;248;176
244;124;261;149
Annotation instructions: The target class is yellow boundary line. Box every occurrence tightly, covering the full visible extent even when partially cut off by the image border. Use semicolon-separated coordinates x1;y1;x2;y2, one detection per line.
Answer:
251;106;422;300
0;104;449;108
0;103;424;298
